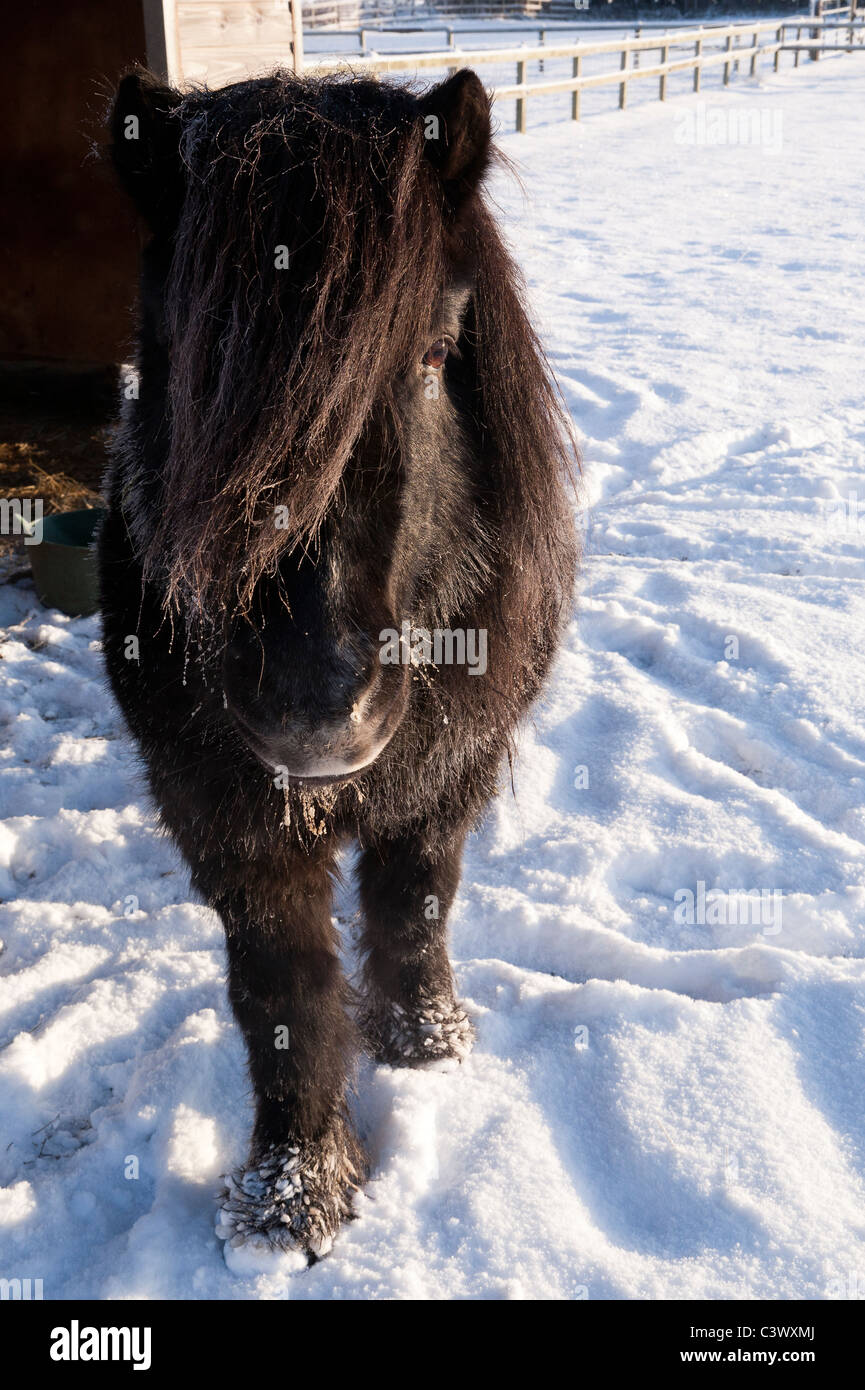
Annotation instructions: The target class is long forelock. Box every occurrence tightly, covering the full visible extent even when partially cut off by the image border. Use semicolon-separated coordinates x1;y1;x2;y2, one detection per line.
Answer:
142;73;453;620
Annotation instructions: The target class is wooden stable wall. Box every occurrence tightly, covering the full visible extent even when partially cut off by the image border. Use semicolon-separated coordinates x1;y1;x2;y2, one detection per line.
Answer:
175;0;303;85
1;0;148;367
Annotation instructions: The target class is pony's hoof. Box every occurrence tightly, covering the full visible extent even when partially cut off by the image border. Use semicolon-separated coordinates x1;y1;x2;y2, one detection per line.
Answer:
362;994;475;1067
215;1123;365;1262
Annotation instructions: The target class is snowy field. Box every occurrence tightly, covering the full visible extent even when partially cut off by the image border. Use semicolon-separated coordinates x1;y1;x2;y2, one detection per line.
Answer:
2;53;865;1301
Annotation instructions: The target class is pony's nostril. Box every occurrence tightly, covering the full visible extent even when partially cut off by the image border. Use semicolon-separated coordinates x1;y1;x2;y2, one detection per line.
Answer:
223;622;398;751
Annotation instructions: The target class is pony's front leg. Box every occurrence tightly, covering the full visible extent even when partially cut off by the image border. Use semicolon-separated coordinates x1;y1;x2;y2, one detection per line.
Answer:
205;844;365;1258
358;827;475;1066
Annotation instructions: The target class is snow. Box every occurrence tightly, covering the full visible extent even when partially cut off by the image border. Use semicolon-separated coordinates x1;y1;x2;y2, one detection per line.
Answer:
2;53;865;1300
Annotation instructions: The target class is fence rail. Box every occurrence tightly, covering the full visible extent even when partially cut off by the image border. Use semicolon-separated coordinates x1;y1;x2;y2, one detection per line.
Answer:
341;19;771;53
308;21;786;71
303;5;863;129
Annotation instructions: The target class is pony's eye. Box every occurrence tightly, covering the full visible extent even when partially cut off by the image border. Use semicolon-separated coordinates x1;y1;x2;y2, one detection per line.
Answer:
422;339;449;370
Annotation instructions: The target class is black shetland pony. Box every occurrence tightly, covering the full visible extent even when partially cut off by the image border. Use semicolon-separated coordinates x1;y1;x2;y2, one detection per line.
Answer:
100;67;577;1258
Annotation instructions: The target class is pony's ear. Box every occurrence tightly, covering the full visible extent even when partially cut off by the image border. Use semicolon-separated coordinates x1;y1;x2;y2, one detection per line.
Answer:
109;69;184;235
420;69;492;204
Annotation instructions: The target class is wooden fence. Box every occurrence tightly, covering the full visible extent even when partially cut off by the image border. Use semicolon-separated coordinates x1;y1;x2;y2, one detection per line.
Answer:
305;9;864;129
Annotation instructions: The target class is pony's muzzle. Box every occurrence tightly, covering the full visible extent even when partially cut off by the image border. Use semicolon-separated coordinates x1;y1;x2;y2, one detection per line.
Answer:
225;653;408;784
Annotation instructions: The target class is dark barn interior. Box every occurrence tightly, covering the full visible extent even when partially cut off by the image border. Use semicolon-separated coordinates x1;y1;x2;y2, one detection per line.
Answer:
0;0;153;576
1;0;148;366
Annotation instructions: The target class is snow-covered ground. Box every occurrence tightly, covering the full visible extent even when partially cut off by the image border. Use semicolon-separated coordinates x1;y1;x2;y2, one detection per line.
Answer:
2;53;865;1301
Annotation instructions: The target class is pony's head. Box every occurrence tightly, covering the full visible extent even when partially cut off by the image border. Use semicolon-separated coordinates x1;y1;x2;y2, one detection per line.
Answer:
109;69;574;782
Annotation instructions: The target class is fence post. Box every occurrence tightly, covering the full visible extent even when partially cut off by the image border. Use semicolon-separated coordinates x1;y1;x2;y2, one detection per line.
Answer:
723;33;733;84
289;0;304;75
750;27;758;76
634;24;641;69
516;58;527;133
539;27;545;74
571;53;581;122
795;24;802;64
619;47;628;110
774;25;782;71
660;43;668;99
811;0;823;60
694;35;702;91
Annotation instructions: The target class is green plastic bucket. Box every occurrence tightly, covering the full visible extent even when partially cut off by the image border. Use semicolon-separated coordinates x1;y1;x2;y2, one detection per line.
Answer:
27;507;105;618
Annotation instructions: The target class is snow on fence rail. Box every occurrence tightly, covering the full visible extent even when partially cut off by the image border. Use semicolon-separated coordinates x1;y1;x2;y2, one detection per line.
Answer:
321;19;767;54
